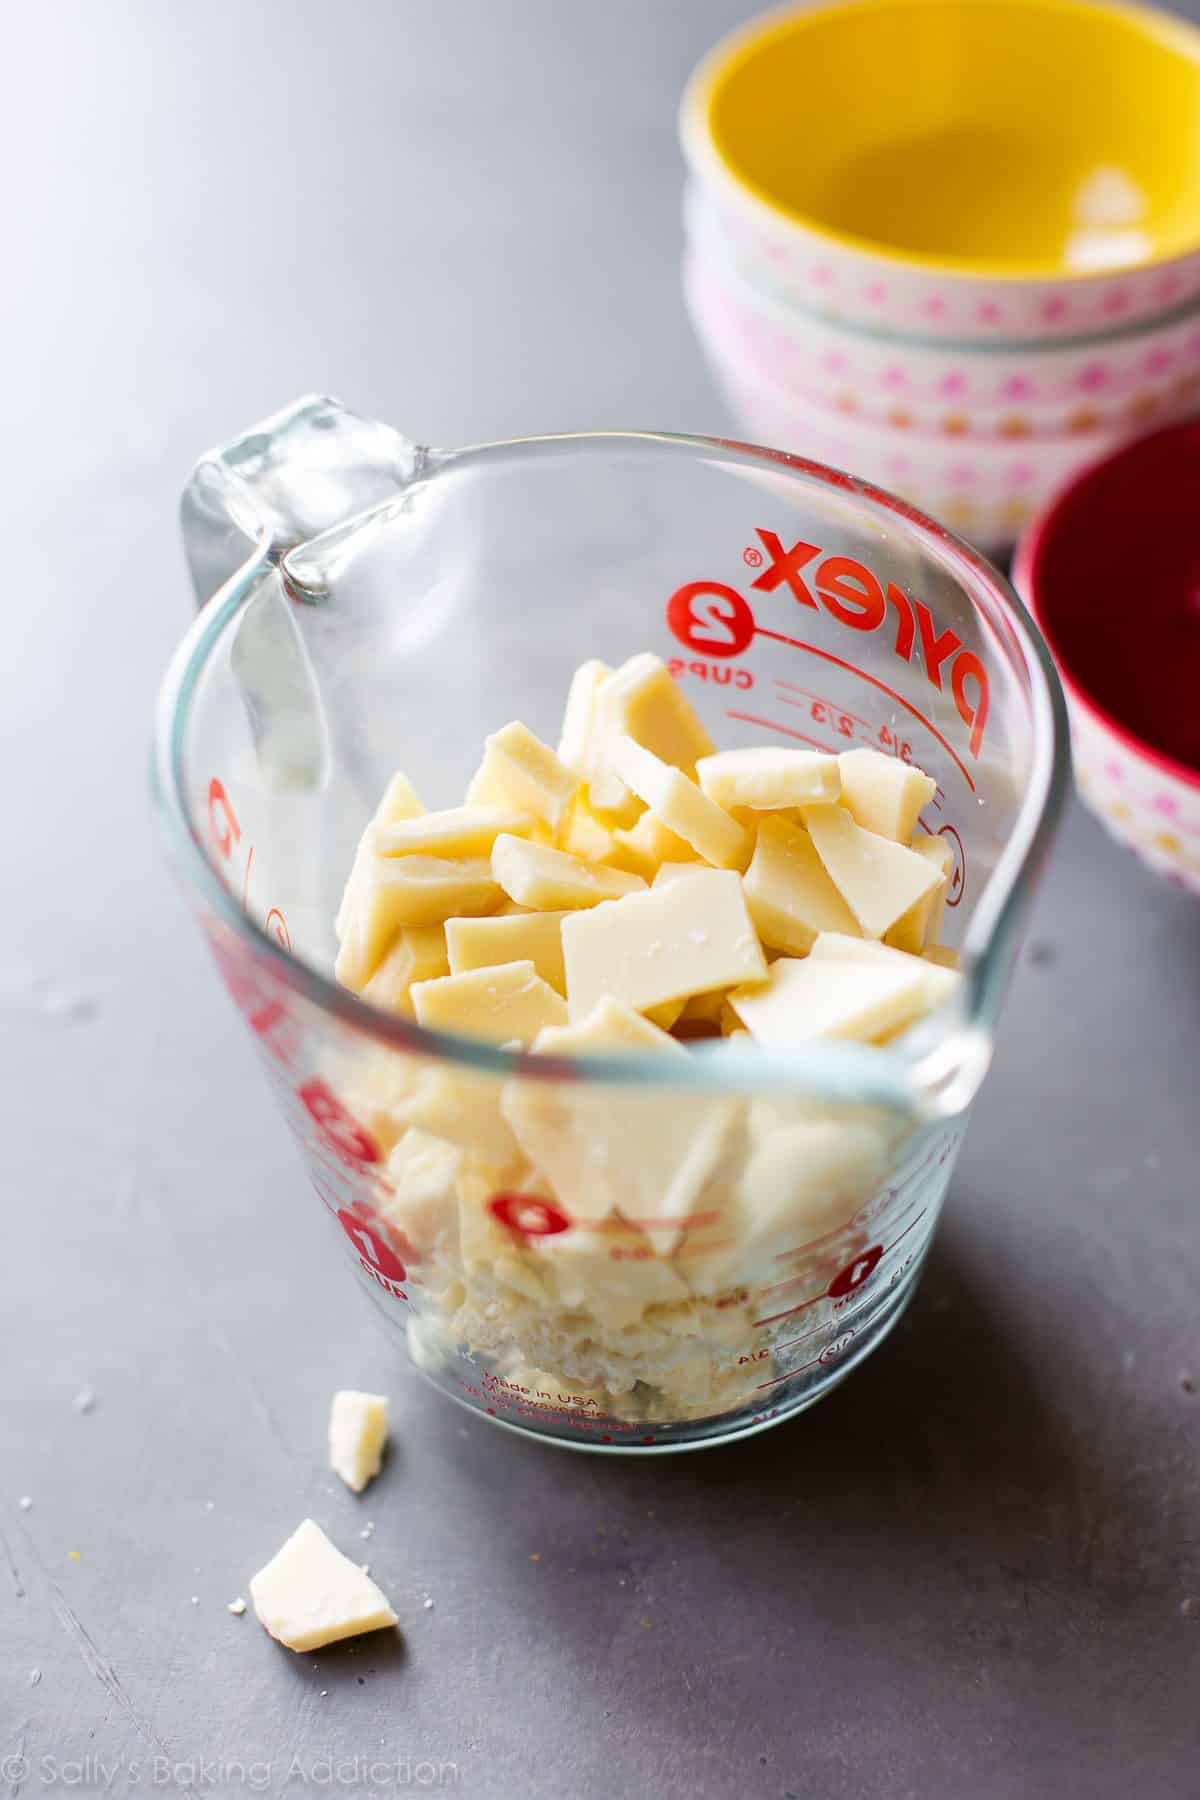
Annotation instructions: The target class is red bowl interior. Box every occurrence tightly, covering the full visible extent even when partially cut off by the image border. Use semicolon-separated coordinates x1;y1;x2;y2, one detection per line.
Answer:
1017;420;1200;784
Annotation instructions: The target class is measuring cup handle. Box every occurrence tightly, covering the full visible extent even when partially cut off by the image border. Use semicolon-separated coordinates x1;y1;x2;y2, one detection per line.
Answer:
180;394;425;607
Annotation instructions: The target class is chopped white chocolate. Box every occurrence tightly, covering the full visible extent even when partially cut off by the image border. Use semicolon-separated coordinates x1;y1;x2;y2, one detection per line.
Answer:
503;1010;741;1246
556;659;613;774
924;944;961;970
361;926;450;1014
249;1520;397;1652
803;803;942;938
411;961;567;1044
491;834;646;910
561;870;767;1022
329;1391;389;1494
885;835;953;951
557;793;623;864
533;995;687;1056
607;738;751;870
588;653;715;810
336;770;425;942
742;815;860;954
806;930;961;1009
375;806;534;859
402;1067;521;1171
445;911;568;995
837;747;937;843
653;860;705;887
610;809;699;881
696;746;840;811
467;721;578;830
729;953;931;1045
378;1129;463;1254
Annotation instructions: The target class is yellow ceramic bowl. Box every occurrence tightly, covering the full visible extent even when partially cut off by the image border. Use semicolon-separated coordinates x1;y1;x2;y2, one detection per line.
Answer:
682;0;1200;337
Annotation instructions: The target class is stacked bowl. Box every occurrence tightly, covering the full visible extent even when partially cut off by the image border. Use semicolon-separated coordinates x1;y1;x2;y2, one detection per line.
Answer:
681;0;1200;552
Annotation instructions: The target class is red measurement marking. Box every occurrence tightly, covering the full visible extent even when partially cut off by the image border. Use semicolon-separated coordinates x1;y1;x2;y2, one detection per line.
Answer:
751;1289;826;1330
264;908;292;950
754;627;977;794
773;1321;829;1356
883;1209;927;1255
726;710;838;755
488;1193;570;1238
580;1210;722;1233
779;684;875;735
827;1244;884;1298
755;1356;822;1390
298;1079;381;1167
207;778;240;859
241;842;255;910
667;581;756;658
336;1208;407;1286
743;545;764;568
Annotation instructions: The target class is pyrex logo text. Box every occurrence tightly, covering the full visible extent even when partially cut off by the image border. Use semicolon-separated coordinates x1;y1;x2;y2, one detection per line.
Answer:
666;528;990;758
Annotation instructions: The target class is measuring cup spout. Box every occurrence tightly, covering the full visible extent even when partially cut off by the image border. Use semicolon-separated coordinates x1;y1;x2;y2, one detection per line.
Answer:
180;394;424;607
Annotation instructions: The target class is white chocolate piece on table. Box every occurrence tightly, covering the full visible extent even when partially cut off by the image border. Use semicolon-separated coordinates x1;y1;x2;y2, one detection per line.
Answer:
556;658;613;775
491;834;646;910
742;814;860;955
728;953;931;1046
607;737;751;871
446;910;568;995
803;803;942;938
467;721;578;830
249;1520;397;1652
362;926;450;1014
588;653;714;810
328;1390;389;1494
696;746;840;812
837;747;937;843
375;806;534;859
885;835;953;952
411;961;567;1044
561;869;767;1022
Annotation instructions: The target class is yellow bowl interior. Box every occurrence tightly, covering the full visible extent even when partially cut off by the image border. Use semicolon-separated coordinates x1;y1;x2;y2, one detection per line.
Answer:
695;0;1200;275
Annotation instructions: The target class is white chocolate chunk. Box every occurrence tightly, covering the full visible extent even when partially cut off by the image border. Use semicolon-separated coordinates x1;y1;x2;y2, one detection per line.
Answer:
557;793;623;864
837;747;936;843
742;814;860;954
561;870;767;1022
341;857;502;978
610;809;699;881
411;961;567;1044
588;653;714;810
924;944;961;970
557;659;613;774
467;721;578;830
696;746;840;811
728;953;930;1046
533;1224;691;1323
361;926;449;1014
329;1391;389;1494
885;835;953;951
491;834;646;910
607;737;751;870
803;803;941;938
533;996;687;1057
376;806;534;859
653;860;705;888
402;1067;521;1171
336;770;425;943
379;1129;463;1256
446;911;568;995
249;1520;397;1652
807;930;961;1008
503;1041;741;1247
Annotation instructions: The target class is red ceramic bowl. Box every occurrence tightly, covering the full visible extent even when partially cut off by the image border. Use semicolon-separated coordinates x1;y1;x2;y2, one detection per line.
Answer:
1014;420;1200;892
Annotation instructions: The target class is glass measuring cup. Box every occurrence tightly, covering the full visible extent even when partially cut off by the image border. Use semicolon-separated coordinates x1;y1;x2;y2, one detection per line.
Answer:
154;396;1068;1453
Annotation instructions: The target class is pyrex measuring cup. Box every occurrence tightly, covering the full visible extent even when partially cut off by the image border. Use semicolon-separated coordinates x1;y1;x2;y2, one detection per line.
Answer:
154;397;1068;1452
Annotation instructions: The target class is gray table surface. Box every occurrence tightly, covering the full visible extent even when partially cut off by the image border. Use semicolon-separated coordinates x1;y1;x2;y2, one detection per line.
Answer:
3;3;1198;1796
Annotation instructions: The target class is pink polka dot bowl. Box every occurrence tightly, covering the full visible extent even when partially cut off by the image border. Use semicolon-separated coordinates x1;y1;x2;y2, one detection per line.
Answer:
1014;421;1200;894
681;0;1200;345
